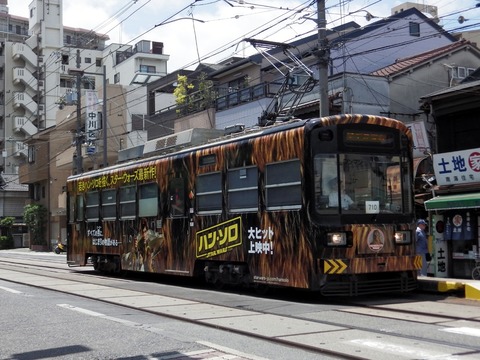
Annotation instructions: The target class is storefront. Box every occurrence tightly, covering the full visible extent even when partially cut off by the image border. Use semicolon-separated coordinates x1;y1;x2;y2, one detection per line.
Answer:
424;148;480;279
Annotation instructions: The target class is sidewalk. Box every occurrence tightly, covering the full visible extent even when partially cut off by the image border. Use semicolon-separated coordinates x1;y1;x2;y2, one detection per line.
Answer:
417;276;480;300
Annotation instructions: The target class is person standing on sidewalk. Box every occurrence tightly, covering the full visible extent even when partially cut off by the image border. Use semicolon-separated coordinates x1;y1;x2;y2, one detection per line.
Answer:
416;219;429;276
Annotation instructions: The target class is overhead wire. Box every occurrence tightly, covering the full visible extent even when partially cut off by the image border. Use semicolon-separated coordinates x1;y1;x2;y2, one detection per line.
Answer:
4;1;480;183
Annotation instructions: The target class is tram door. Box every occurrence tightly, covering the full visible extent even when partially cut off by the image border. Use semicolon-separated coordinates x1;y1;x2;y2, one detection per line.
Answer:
168;177;190;270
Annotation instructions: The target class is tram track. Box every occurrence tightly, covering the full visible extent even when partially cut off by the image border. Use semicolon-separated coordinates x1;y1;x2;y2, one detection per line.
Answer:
1;255;480;359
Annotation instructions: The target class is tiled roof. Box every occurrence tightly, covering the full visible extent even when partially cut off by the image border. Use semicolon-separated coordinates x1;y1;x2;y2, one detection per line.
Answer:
371;40;477;77
0;174;28;192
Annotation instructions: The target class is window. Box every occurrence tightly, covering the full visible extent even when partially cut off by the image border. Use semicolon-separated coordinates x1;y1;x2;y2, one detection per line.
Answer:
76;195;84;221
228;166;258;212
114;73;120;84
409;22;420;37
28;145;35;163
200;154;216;166
170;178;185;217
68;195;75;223
66;35;71;44
102;189;116;220
265;160;302;210
197;173;222;214
139;183;158;217
140;65;156;73
60;78;74;88
85;57;92;64
86;191;100;221
313;154;412;215
457;67;466;78
120;185;136;219
96;58;102;67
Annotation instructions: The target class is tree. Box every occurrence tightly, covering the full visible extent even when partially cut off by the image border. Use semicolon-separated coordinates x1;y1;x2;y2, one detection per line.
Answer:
196;72;215;111
0;216;14;249
23;204;47;246
173;74;194;115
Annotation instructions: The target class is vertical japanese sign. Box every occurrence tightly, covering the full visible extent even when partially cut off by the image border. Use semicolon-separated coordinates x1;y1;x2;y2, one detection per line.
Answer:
85;90;99;151
432;214;448;278
406;121;430;158
433;148;480;186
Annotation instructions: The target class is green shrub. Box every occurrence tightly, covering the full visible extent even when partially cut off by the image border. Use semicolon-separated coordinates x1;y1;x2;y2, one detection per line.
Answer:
0;235;13;249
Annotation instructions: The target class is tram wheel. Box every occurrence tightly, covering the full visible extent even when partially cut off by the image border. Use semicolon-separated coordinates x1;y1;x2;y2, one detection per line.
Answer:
472;266;480;280
254;284;269;295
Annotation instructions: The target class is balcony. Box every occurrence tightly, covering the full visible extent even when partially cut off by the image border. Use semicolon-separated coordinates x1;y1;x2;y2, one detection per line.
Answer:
12;141;27;158
13;116;38;136
13;68;38;98
13;92;41;116
216;83;270;111
12;43;37;71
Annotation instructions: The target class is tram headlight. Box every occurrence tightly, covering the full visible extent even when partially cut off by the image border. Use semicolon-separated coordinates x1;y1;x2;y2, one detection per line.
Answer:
394;231;411;244
327;232;347;246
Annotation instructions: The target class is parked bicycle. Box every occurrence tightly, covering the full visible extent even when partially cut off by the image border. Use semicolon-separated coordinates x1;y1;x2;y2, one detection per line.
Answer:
472;255;480;280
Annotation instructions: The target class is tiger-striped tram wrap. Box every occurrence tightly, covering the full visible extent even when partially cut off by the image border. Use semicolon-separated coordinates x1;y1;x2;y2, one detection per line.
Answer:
66;114;420;296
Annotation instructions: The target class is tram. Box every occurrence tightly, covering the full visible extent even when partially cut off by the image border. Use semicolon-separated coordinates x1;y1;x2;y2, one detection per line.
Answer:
66;114;420;296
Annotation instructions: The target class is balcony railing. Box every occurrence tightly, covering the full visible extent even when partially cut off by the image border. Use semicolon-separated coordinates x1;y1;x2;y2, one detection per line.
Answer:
151;82;279;119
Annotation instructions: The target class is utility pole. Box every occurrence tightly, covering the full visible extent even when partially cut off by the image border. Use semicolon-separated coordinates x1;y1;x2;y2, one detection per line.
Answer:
317;0;329;117
74;49;83;174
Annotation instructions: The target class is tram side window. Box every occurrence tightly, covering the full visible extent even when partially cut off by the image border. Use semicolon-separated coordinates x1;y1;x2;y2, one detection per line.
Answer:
102;189;117;220
170;178;185;217
139;183;158;217
76;195;84;222
68;195;75;223
75;195;85;221
196;172;222;215
85;191;100;222
228;166;258;213
120;185;136;220
265;159;302;210
313;154;337;210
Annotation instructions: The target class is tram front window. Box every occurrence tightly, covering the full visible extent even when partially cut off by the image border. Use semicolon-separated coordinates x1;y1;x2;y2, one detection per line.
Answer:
314;154;412;215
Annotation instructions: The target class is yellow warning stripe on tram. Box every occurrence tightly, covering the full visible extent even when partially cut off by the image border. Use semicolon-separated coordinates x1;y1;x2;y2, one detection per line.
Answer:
414;255;422;270
323;259;347;274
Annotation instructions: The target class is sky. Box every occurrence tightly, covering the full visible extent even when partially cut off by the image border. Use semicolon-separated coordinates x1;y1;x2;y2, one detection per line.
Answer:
6;1;480;72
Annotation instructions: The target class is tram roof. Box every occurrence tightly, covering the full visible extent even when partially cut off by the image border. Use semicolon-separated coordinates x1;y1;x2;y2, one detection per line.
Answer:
68;118;308;181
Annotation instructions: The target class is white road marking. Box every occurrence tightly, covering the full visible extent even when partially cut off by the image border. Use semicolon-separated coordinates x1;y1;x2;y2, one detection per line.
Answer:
0;285;22;294
350;339;459;359
56;305;266;360
197;341;270;360
441;327;480;337
56;303;164;334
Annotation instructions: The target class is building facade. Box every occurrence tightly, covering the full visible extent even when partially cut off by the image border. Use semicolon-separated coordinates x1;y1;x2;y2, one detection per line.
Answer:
8;0;169;248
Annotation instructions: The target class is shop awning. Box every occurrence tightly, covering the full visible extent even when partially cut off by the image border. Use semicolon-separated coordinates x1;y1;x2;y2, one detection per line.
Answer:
424;192;480;211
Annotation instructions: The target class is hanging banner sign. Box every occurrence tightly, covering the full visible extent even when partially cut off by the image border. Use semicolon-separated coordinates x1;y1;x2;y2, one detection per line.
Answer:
433;148;480;186
85;90;99;142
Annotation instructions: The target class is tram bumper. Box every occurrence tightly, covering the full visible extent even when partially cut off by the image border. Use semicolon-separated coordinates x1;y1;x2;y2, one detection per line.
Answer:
318;256;419;296
319;272;417;296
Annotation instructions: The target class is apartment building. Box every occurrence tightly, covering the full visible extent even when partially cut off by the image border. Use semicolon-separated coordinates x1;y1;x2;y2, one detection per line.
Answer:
1;0;169;248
